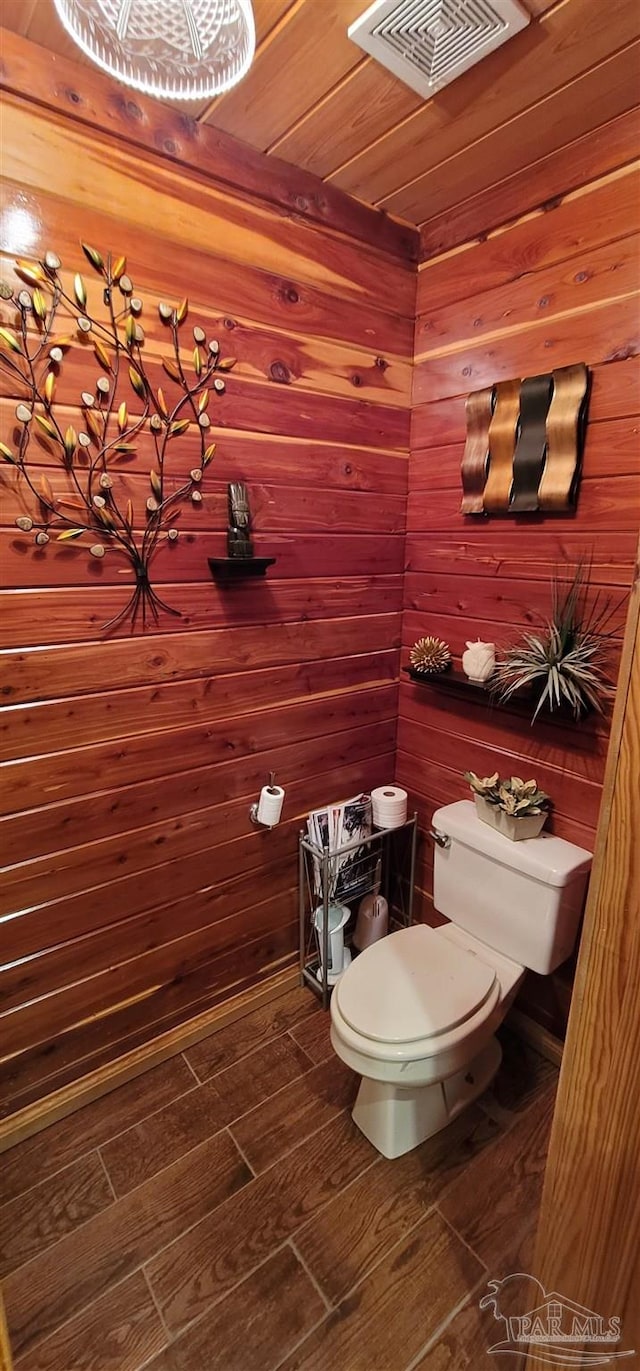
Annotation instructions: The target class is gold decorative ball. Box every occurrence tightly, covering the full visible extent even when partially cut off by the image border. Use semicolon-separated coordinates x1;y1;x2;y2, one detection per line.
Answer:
409;636;452;675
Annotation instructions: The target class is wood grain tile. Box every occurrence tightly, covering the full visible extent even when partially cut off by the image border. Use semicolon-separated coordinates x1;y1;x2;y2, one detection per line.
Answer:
143;1245;326;1371
412;1295;500;1369
295;1105;501;1305
100;1037;314;1198
0;1040;555;1371
0;1057;194;1205
211;1034;312;1120
15;1271;167;1371
439;1085;556;1271
4;1129;251;1361
0;1151;112;1279
415;1264;544;1368
100;1082;229;1198
230;1057;358;1172
276;1209;485;1371
288;1010;333;1065
146;1111;376;1336
183;987;318;1081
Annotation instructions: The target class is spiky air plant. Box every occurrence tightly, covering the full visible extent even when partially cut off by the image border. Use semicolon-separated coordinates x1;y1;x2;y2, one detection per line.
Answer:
409;636;452;675
0;244;236;631
492;561;618;723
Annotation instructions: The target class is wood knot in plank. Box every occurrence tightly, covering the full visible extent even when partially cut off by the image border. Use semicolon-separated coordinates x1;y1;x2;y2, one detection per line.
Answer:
109;94;144;123
270;361;291;384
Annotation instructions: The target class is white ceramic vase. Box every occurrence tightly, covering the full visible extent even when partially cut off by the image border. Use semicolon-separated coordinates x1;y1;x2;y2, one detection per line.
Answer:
462;640;496;683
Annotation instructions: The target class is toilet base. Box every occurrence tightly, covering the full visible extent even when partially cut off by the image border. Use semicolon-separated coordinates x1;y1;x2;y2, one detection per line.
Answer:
351;1036;502;1159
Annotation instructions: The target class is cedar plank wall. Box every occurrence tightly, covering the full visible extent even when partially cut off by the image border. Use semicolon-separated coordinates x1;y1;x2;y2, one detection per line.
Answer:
0;50;415;1114
399;132;640;1036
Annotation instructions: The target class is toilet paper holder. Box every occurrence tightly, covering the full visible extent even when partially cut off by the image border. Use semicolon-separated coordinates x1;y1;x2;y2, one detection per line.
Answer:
250;772;283;828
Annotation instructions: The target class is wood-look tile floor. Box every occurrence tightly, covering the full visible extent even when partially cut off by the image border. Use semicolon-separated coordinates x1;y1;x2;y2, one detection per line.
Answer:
0;987;557;1371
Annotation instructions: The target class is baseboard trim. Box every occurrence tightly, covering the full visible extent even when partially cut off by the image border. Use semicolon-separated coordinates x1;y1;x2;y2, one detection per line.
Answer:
507;1007;564;1068
0;963;300;1155
1;973;564;1153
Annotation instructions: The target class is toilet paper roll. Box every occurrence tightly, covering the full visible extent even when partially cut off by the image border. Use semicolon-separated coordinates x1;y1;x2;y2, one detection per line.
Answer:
256;784;285;827
371;785;408;829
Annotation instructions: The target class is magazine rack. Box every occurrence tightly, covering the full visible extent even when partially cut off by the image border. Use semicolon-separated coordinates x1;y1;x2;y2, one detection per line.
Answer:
298;815;417;1009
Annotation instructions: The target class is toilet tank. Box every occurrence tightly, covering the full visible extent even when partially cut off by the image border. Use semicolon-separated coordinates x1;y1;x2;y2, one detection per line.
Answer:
432;801;592;974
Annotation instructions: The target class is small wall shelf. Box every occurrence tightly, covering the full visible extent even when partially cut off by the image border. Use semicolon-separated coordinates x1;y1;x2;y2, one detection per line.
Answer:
402;665;494;698
208;556;276;580
402;664;596;726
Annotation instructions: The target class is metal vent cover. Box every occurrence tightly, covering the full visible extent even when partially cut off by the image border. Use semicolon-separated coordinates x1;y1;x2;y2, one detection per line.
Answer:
348;0;530;98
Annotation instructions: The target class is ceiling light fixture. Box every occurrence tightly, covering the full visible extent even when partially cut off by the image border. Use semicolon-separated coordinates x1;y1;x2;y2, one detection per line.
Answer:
52;0;256;101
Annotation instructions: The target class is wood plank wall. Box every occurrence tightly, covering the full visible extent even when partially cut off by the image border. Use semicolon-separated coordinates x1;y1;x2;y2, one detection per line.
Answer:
0;55;415;1115
399;123;640;1037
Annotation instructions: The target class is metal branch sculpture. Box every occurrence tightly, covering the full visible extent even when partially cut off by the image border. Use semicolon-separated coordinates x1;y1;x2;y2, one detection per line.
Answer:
0;243;236;630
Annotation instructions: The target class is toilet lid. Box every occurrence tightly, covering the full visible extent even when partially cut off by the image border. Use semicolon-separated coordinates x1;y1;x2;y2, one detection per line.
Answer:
335;924;497;1044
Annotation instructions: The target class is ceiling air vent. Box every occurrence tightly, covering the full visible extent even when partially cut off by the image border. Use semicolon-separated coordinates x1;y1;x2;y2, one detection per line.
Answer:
348;0;530;98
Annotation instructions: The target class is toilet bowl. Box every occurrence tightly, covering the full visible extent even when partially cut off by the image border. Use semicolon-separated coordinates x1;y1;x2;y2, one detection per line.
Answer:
330;922;524;1158
329;800;592;1159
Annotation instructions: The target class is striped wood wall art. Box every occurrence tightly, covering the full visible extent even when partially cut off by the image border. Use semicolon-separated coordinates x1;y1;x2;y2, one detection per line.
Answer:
462;364;590;516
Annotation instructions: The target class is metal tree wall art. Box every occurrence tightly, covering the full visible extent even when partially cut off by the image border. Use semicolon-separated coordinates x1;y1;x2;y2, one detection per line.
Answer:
0;243;236;629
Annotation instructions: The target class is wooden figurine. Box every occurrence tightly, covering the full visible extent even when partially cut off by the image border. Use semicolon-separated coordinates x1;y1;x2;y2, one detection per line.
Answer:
227;482;254;558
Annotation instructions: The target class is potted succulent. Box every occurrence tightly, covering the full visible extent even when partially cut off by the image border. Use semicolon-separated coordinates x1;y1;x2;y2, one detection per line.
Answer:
464;771;551;841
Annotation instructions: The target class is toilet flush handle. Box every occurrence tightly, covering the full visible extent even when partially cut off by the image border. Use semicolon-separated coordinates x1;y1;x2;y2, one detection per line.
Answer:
429;827;451;849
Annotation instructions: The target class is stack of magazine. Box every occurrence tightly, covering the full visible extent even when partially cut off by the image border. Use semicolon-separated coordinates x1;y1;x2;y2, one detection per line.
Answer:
307;793;375;904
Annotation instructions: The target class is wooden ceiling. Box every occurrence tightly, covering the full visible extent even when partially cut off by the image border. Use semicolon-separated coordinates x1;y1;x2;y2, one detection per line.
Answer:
2;0;639;231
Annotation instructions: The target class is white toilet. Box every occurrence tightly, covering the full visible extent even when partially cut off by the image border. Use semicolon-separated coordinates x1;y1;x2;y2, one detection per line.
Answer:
330;800;592;1159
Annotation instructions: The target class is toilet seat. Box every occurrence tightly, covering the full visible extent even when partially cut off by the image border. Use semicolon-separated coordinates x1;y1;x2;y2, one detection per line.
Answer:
334;923;497;1047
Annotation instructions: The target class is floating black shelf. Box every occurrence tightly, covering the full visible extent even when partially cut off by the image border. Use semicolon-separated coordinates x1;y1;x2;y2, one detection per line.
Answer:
208;556;276;581
403;665;494;697
402;665;594;725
